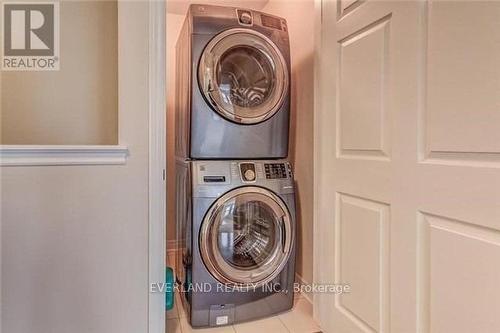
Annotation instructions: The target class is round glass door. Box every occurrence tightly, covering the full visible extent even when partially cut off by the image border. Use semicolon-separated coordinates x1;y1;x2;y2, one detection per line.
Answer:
199;187;293;287
198;28;288;124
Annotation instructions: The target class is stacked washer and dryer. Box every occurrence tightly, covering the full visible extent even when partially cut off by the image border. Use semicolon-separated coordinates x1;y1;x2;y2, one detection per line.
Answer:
174;4;296;328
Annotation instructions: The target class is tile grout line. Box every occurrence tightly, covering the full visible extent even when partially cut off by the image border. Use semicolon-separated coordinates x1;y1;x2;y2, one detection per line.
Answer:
277;316;292;333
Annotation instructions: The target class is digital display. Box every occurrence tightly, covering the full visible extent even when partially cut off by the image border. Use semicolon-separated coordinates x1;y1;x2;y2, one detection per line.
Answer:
261;14;283;31
264;163;288;179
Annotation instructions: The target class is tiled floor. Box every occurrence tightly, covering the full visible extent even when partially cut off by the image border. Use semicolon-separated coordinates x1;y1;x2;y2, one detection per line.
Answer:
166;250;321;333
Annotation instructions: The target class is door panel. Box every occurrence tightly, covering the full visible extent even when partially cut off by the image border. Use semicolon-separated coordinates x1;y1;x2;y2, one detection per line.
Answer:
338;0;365;20
315;1;500;333
336;194;390;333
426;2;500;155
419;213;500;333
338;16;390;158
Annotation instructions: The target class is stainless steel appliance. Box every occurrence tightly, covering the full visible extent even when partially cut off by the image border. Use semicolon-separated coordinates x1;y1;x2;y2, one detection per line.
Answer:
175;159;296;327
175;4;291;159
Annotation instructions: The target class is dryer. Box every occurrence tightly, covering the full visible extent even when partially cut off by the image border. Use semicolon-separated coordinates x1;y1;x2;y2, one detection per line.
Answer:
175;159;296;327
175;4;291;159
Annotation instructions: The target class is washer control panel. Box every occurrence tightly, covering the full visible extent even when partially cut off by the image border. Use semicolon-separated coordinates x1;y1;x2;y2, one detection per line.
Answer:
264;163;291;179
193;160;294;197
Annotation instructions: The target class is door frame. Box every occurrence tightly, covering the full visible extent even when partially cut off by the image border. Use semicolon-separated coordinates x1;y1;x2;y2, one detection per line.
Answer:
312;0;326;329
148;1;167;333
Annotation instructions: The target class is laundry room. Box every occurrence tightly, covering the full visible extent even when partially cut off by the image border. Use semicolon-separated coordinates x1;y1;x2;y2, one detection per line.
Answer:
165;1;316;332
2;1;500;332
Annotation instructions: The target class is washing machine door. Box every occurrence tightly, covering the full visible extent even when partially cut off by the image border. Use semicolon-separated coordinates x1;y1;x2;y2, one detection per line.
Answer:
199;186;293;287
198;28;289;124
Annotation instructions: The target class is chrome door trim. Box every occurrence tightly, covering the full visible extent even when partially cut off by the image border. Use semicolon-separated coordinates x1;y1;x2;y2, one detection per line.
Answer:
199;186;293;288
198;28;289;124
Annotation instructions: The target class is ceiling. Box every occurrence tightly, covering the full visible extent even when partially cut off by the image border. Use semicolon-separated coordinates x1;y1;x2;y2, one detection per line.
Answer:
166;0;269;15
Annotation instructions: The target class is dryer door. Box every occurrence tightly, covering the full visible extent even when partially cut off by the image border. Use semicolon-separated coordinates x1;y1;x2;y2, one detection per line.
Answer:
199;186;293;287
198;28;288;124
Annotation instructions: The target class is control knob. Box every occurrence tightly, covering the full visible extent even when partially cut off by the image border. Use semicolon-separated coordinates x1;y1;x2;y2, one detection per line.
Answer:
239;12;252;25
244;169;256;181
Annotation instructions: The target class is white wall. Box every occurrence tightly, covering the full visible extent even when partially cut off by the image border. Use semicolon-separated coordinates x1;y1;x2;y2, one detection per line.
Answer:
262;0;315;286
166;12;186;248
1;1;118;145
0;2;151;332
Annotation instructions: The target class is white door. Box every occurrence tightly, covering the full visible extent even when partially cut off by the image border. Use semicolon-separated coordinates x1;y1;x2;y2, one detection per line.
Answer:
314;1;500;333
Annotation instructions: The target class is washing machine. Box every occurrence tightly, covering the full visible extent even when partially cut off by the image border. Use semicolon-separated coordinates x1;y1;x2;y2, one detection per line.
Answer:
175;159;296;327
175;4;291;159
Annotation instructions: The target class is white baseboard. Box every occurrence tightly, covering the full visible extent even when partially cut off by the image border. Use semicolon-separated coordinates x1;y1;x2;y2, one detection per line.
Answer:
295;273;314;305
